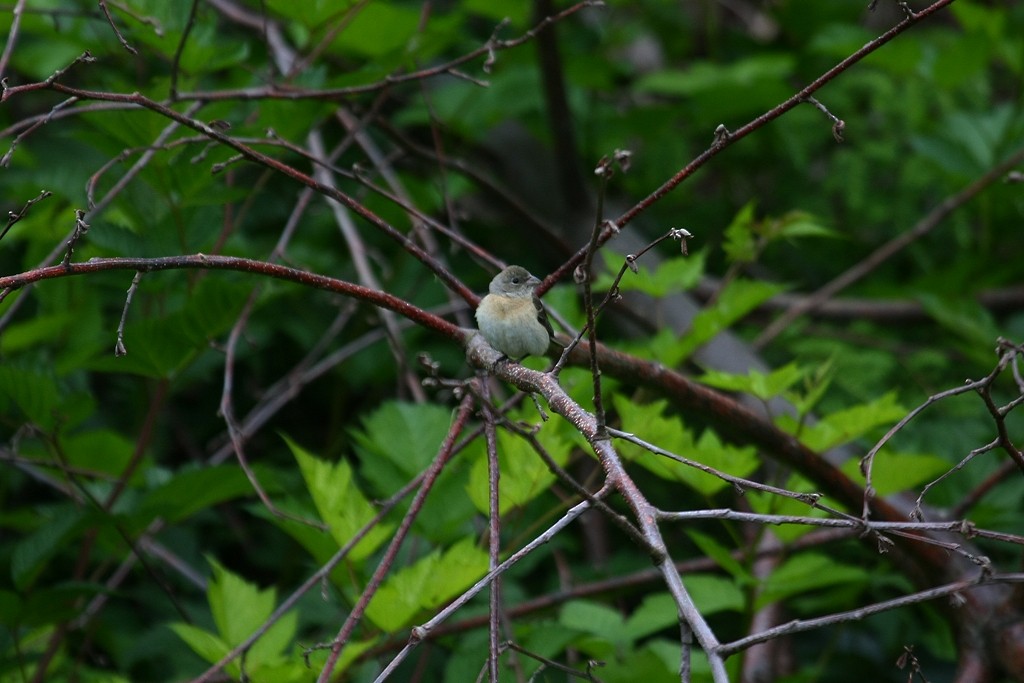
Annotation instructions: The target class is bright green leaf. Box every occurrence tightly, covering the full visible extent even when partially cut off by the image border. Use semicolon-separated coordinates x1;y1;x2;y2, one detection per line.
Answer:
286;436;393;561
205;558;297;667
466;428;569;515
365;538;487;631
796;392;906;452
614;396;759;495
843;449;950;496
698;363;806;401
351;401;457;496
675;279;785;362
597;250;706;297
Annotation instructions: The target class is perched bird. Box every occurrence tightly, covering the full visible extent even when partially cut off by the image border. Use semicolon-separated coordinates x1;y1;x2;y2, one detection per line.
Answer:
475;265;559;360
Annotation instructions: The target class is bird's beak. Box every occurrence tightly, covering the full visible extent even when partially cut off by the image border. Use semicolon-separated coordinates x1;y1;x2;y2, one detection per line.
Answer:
527;275;542;288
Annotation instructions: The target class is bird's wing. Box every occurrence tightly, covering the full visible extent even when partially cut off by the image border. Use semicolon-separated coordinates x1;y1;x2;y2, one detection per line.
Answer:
533;295;557;339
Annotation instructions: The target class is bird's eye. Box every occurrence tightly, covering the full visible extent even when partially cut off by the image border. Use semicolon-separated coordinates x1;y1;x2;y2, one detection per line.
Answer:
511;277;520;284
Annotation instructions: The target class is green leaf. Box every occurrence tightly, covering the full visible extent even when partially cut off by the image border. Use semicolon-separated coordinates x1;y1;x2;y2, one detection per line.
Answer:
365;538;487;631
722;202;758;264
614;396;759;495
464;0;530;26
287;437;393;561
0;364;63;431
57;429;137;480
916;292;1003;363
136;464;256;524
466;428;569;515
794;392;906;452
88;278;249;378
747;473;830;542
623;582;743;644
636;55;795;115
842;450;950;496
790;358;835;418
560;600;626;644
11;507;84;590
686;574;746;615
597;250;706;297
756;553;869;609
686;530;754;584
169;623;230;667
328;3;423;58
774;214;838;240
204;558;298;669
674;279;785;362
697;363;806;401
0;312;77;355
351;401;458;496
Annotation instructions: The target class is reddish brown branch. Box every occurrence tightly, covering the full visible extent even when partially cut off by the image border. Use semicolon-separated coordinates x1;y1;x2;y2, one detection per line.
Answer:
0;254;466;342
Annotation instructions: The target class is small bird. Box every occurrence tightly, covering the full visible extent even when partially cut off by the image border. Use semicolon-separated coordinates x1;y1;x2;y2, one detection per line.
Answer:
475;265;559;360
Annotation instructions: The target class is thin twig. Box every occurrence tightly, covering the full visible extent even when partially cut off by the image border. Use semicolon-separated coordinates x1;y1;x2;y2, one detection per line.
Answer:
114;271;142;356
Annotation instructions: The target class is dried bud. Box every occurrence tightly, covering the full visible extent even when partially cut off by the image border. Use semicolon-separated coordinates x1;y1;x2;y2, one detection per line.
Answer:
832;119;845;143
613;148;632;172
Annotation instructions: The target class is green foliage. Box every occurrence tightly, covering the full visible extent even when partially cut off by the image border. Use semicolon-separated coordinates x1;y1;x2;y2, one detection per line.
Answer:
783;392;907;452
170;559;305;683
614;396;759;496
754;553;869;611
365;538;488;631
698;362;808;403
842;450;950;497
598;249;706;297
675;280;785;361
466;426;571;515
1;1;1020;681
287;436;393;561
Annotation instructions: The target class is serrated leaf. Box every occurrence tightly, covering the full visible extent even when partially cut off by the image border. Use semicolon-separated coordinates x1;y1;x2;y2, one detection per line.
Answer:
466;428;569;515
365;538;487;631
675;279;785;362
351;401;457;495
286;437;393;561
698;363;806;401
798;392;906;452
206;558;297;665
843;449;950;496
614;396;758;495
597;250;706;297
